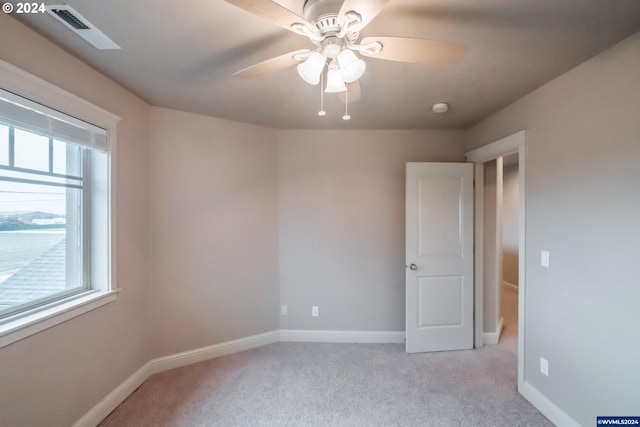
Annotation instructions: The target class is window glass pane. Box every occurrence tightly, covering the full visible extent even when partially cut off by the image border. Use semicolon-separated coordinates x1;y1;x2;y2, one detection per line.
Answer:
0;144;83;313
0;124;8;166
52;140;66;175
14;129;49;171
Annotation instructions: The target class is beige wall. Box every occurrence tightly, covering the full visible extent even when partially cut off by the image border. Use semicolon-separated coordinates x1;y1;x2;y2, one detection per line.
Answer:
482;160;501;333
278;130;466;331
0;14;151;427
466;30;640;426
502;163;519;286
148;107;280;357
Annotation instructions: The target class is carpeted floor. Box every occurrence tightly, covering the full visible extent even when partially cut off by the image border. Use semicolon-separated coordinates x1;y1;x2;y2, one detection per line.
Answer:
100;285;551;426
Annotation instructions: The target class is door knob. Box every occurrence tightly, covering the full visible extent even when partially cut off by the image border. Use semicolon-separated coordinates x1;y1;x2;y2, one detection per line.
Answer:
409;264;417;270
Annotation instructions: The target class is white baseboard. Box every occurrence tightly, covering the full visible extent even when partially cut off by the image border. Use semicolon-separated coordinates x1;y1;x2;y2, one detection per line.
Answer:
520;380;581;427
280;329;406;344
149;330;280;374
502;281;519;291
72;361;152;427
483;316;504;345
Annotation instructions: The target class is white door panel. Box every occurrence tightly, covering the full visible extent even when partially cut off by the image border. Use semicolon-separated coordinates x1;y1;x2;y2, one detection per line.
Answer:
406;163;474;353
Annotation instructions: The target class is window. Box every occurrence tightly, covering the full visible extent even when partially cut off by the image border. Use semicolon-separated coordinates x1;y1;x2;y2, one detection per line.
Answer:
0;62;119;347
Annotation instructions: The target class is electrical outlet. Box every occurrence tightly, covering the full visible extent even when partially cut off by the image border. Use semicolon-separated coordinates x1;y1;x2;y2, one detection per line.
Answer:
312;306;319;317
281;305;287;316
540;357;549;376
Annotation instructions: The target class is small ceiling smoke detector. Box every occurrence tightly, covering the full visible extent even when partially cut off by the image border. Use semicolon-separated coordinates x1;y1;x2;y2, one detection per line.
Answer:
45;5;120;50
432;102;449;114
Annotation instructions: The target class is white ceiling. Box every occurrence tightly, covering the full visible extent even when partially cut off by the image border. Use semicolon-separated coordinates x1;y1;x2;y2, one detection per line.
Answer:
7;0;640;129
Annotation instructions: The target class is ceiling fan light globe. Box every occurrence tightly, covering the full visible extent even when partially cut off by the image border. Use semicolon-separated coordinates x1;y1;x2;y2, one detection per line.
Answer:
338;49;366;83
297;52;326;85
342;59;366;83
325;68;347;93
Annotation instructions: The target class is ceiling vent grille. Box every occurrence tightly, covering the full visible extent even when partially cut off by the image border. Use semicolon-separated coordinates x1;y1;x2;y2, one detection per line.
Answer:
50;9;90;30
45;5;120;50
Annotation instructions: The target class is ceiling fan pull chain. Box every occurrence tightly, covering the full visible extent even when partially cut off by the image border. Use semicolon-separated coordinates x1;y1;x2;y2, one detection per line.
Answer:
343;86;350;120
318;70;326;116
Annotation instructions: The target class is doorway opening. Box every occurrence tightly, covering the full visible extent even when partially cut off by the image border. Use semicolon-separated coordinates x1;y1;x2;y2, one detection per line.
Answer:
466;130;526;389
500;154;520;352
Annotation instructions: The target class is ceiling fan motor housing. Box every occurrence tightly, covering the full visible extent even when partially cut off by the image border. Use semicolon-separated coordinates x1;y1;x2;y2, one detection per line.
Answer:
303;0;358;44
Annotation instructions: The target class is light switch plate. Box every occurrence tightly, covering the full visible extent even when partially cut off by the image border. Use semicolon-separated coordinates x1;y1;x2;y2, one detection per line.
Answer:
541;250;550;267
540;357;549;376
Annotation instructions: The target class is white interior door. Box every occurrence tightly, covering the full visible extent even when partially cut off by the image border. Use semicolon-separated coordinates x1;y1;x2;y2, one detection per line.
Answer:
406;162;474;353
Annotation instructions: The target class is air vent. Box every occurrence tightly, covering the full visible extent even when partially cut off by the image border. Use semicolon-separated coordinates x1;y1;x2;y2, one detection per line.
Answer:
45;5;120;50
50;9;90;30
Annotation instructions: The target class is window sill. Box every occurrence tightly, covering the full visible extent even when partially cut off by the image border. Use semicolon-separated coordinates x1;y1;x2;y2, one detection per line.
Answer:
0;289;119;349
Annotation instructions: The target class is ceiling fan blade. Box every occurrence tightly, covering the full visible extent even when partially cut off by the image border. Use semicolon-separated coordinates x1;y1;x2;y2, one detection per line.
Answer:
360;36;468;64
338;81;361;104
338;0;390;32
225;0;317;34
233;49;311;79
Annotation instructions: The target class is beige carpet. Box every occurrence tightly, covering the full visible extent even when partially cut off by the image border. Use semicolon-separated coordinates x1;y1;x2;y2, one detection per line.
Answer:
100;286;551;426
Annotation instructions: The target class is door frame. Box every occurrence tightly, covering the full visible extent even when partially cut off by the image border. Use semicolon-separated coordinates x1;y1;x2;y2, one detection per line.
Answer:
465;130;526;388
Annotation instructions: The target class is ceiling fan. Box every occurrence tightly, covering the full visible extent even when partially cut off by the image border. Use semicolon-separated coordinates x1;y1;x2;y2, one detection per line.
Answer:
225;0;468;116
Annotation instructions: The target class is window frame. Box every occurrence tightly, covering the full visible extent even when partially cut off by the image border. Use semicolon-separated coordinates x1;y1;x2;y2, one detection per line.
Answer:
0;59;120;348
